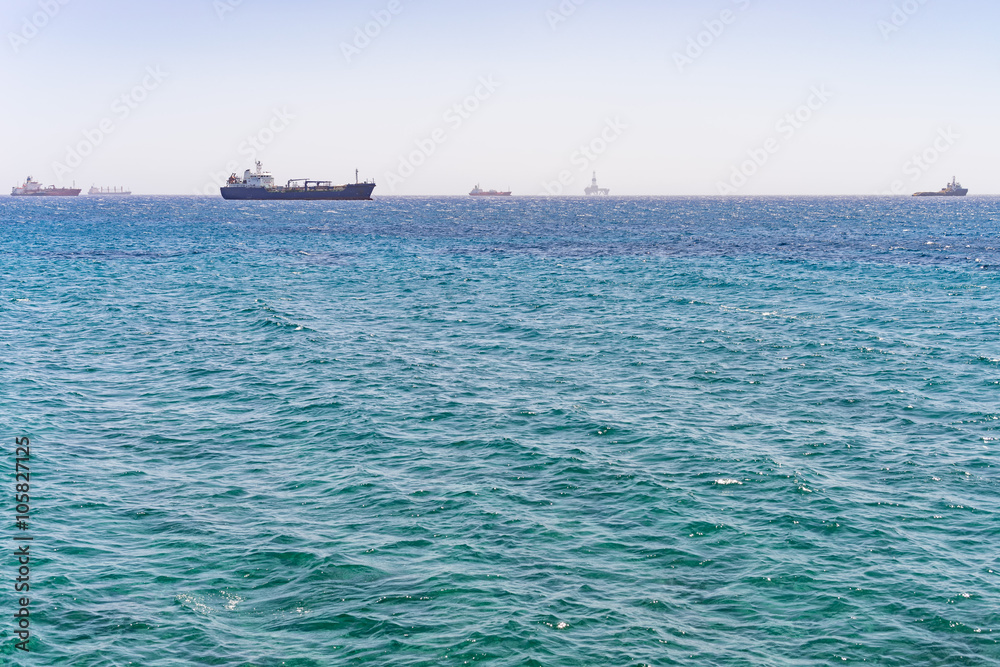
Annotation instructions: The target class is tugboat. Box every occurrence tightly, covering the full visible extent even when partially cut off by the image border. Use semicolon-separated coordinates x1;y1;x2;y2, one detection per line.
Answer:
913;177;968;197
220;162;375;200
584;172;610;196
88;186;131;196
469;184;512;197
11;176;81;197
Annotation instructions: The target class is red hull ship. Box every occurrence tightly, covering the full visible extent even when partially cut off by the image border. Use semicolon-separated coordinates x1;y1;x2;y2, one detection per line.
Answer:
11;176;80;197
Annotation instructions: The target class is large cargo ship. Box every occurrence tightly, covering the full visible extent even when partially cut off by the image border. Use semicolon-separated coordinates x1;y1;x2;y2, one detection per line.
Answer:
221;162;375;200
88;186;131;196
11;176;81;197
469;184;511;197
914;177;968;197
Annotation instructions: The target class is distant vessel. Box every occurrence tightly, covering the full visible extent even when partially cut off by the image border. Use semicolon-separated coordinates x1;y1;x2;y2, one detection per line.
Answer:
913;177;968;197
585;172;610;196
469;184;511;197
88;186;132;196
11;176;80;197
221;162;375;200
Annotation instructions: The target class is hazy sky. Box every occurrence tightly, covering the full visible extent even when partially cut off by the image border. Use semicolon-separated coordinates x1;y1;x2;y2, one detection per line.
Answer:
2;0;997;195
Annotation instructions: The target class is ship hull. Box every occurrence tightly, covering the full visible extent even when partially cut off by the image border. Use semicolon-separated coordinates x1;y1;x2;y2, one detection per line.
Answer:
221;183;375;200
913;190;968;197
469;192;512;197
12;189;81;197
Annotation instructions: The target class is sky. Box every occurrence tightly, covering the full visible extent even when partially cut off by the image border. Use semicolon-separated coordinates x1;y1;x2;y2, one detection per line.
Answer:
1;0;997;196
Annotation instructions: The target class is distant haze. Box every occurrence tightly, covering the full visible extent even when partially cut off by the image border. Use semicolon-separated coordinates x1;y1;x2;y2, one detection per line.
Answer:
2;0;997;196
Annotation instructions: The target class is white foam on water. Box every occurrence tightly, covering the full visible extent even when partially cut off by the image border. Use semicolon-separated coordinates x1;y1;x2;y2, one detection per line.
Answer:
176;594;212;615
221;591;244;611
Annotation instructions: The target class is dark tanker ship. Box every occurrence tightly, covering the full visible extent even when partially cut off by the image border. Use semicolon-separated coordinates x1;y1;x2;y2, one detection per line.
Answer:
221;162;375;200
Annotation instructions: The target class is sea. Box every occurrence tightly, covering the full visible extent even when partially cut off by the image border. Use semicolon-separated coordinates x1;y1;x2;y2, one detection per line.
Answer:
1;196;998;666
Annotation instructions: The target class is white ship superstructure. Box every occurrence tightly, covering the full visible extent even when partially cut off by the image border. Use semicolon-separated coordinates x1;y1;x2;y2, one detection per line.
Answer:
225;161;276;190
12;177;42;196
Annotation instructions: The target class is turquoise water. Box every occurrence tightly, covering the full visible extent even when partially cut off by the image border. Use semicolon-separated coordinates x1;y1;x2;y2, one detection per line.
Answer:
1;196;998;665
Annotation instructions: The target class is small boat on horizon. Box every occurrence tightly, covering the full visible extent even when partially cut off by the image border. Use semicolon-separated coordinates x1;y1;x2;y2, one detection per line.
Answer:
913;177;968;197
470;184;511;197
